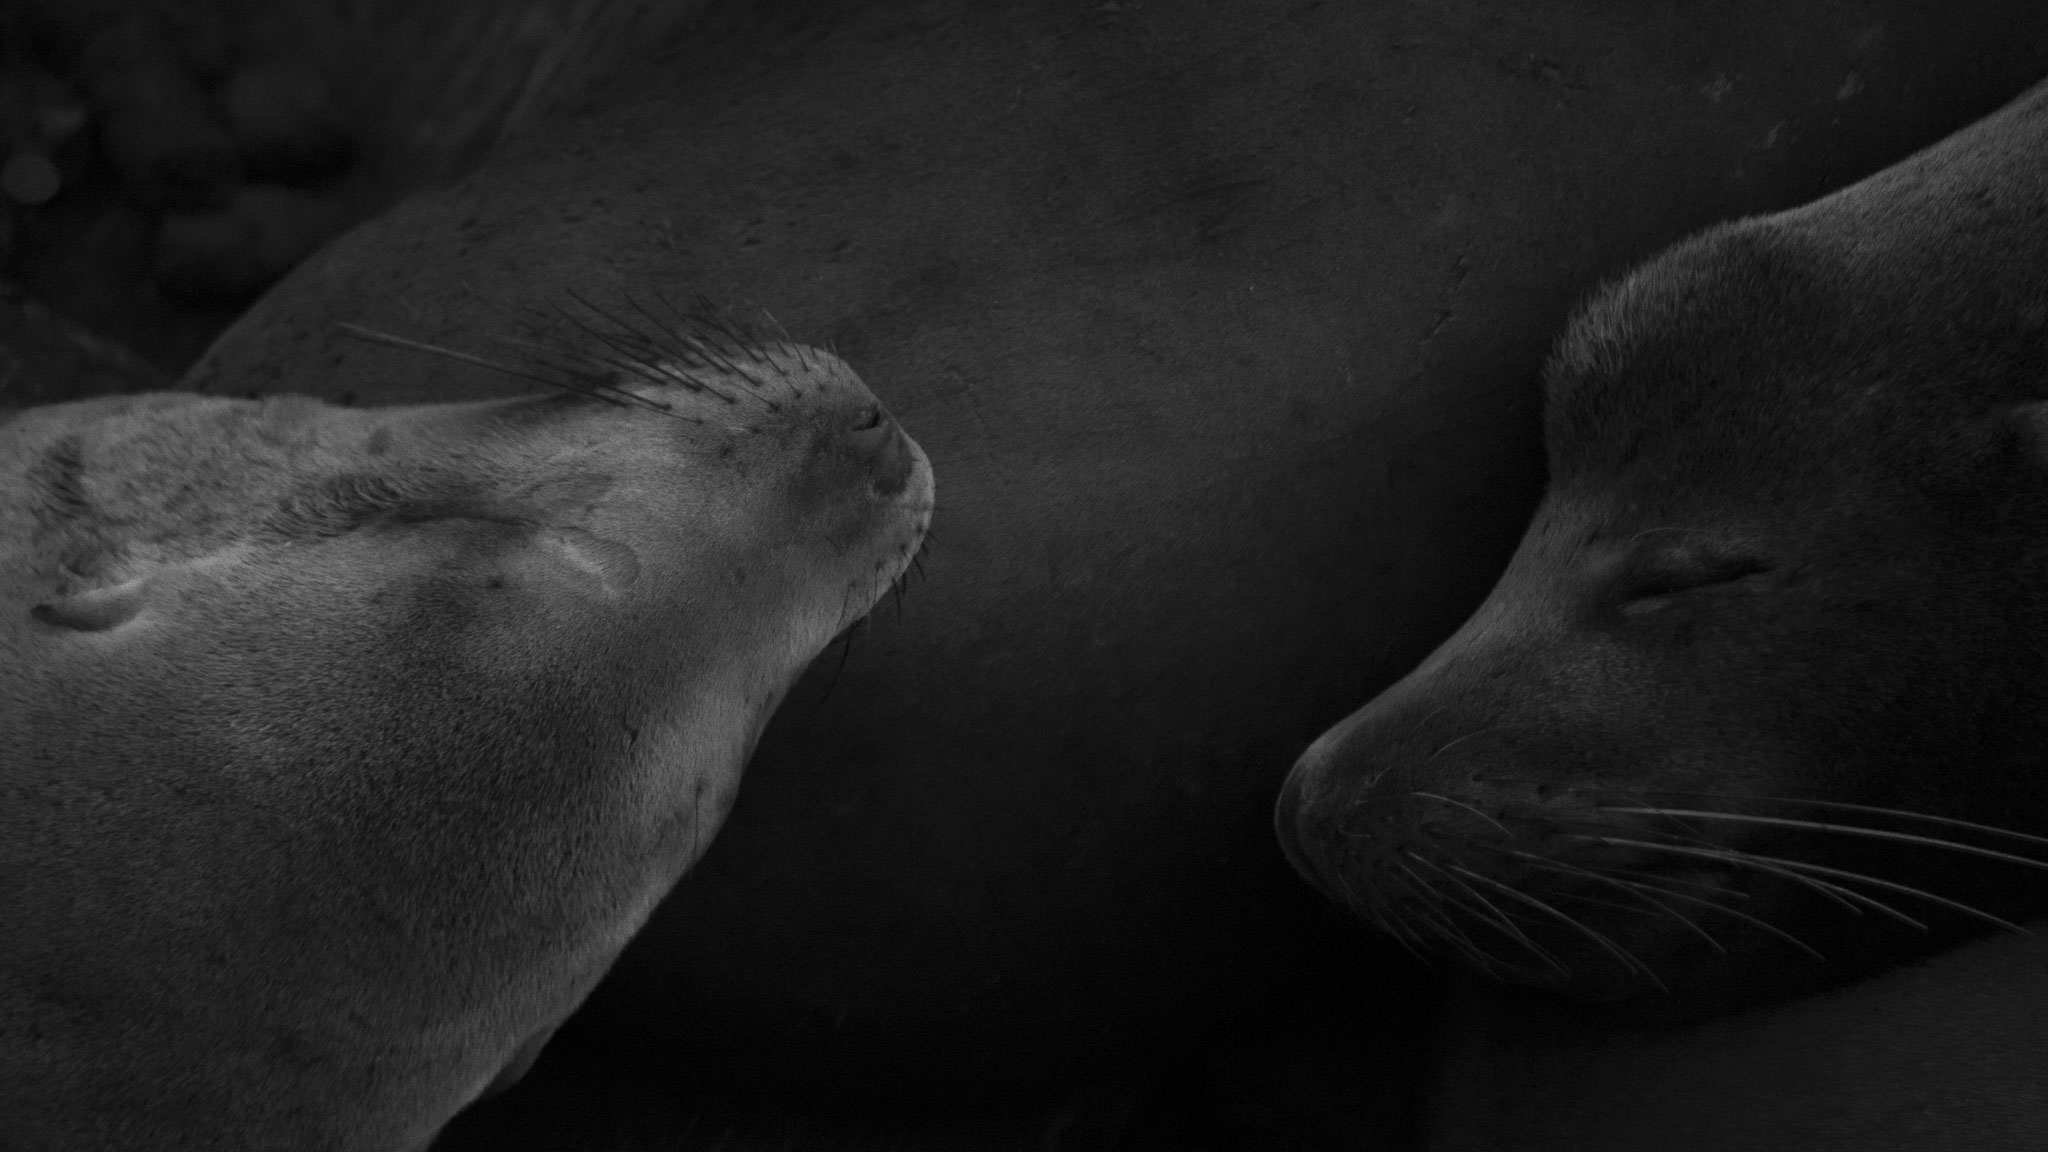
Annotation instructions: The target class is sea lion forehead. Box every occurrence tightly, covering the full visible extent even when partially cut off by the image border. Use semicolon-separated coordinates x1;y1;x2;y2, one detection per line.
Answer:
1546;224;1849;444
1533;221;1987;505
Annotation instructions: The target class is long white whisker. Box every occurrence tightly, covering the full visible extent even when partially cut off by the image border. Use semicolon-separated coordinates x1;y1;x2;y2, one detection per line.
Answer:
1584;837;1919;925
1602;807;2048;872
1447;864;1665;990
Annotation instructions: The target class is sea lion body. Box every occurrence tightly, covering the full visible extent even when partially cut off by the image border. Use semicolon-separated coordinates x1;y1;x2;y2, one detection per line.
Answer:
1431;927;2048;1150
0;336;931;1149
1274;46;2048;1028
183;0;2048;1138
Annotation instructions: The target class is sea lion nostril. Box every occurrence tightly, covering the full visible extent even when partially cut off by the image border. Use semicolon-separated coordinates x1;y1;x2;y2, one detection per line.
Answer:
843;406;895;458
863;423;915;497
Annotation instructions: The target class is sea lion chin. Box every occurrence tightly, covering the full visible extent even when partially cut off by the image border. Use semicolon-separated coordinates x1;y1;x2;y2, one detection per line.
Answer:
1277;76;2048;1021
0;318;931;1151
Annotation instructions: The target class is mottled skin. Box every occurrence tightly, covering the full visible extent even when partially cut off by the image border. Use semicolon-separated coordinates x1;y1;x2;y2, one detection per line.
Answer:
0;339;930;1150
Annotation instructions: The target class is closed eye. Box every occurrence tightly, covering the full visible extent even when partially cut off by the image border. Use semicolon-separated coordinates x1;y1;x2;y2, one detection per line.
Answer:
1617;557;1772;613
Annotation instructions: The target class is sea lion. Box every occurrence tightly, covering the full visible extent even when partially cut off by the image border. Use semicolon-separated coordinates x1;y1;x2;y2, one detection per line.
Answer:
0;318;932;1150
1429;929;2048;1151
1276;71;2048;1023
182;0;2048;1142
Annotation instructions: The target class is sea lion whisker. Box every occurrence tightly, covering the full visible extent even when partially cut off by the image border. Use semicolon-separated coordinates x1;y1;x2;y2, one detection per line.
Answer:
1585;837;1933;929
560;287;689;362
492;333;731;407
517;344;751;418
1592;800;1734;852
539;298;686;369
332;323;687;417
563;301;675;364
659;293;760;379
1434;829;1737;907
1404;851;1543;947
1426;727;1505;763
1388;862;1529;973
1405;850;1556;959
1577;862;1751;902
1405;704;1450;739
1410;791;1514;838
542;302;756;406
1723;851;2030;934
1643;792;2048;852
1355;877;1433;963
1601;807;2048;873
540;299;748;401
333;323;541;385
755;304;794;344
1401;901;1503;972
1506;852;1727;954
1592;872;1827;962
560;286;659;340
650;288;754;371
554;341;704;397
1388;880;1495;966
1343;862;1413;936
1445;863;1664;988
622;296;791;414
615;293;696;355
1553;888;1689;923
695;294;770;358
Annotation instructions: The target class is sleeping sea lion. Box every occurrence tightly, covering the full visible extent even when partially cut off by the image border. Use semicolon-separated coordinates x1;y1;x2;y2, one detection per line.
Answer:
1276;72;2048;1022
0;318;932;1151
182;0;2048;1143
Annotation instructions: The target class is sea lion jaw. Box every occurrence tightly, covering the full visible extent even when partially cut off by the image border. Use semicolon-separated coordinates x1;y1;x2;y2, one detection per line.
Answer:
0;346;930;1149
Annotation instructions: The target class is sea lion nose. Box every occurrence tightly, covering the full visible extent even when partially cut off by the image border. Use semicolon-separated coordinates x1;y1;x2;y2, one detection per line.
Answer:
847;405;914;497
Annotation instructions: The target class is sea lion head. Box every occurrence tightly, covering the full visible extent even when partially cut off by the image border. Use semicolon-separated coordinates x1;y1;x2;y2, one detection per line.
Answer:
1276;130;2048;1019
0;316;931;1148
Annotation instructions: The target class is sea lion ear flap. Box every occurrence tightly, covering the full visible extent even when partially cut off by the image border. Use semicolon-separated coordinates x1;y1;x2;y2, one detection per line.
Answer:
32;574;149;632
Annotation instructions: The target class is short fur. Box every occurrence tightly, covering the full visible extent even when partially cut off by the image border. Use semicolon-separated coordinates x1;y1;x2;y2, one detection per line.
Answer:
0;336;931;1150
1277;77;2048;1018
